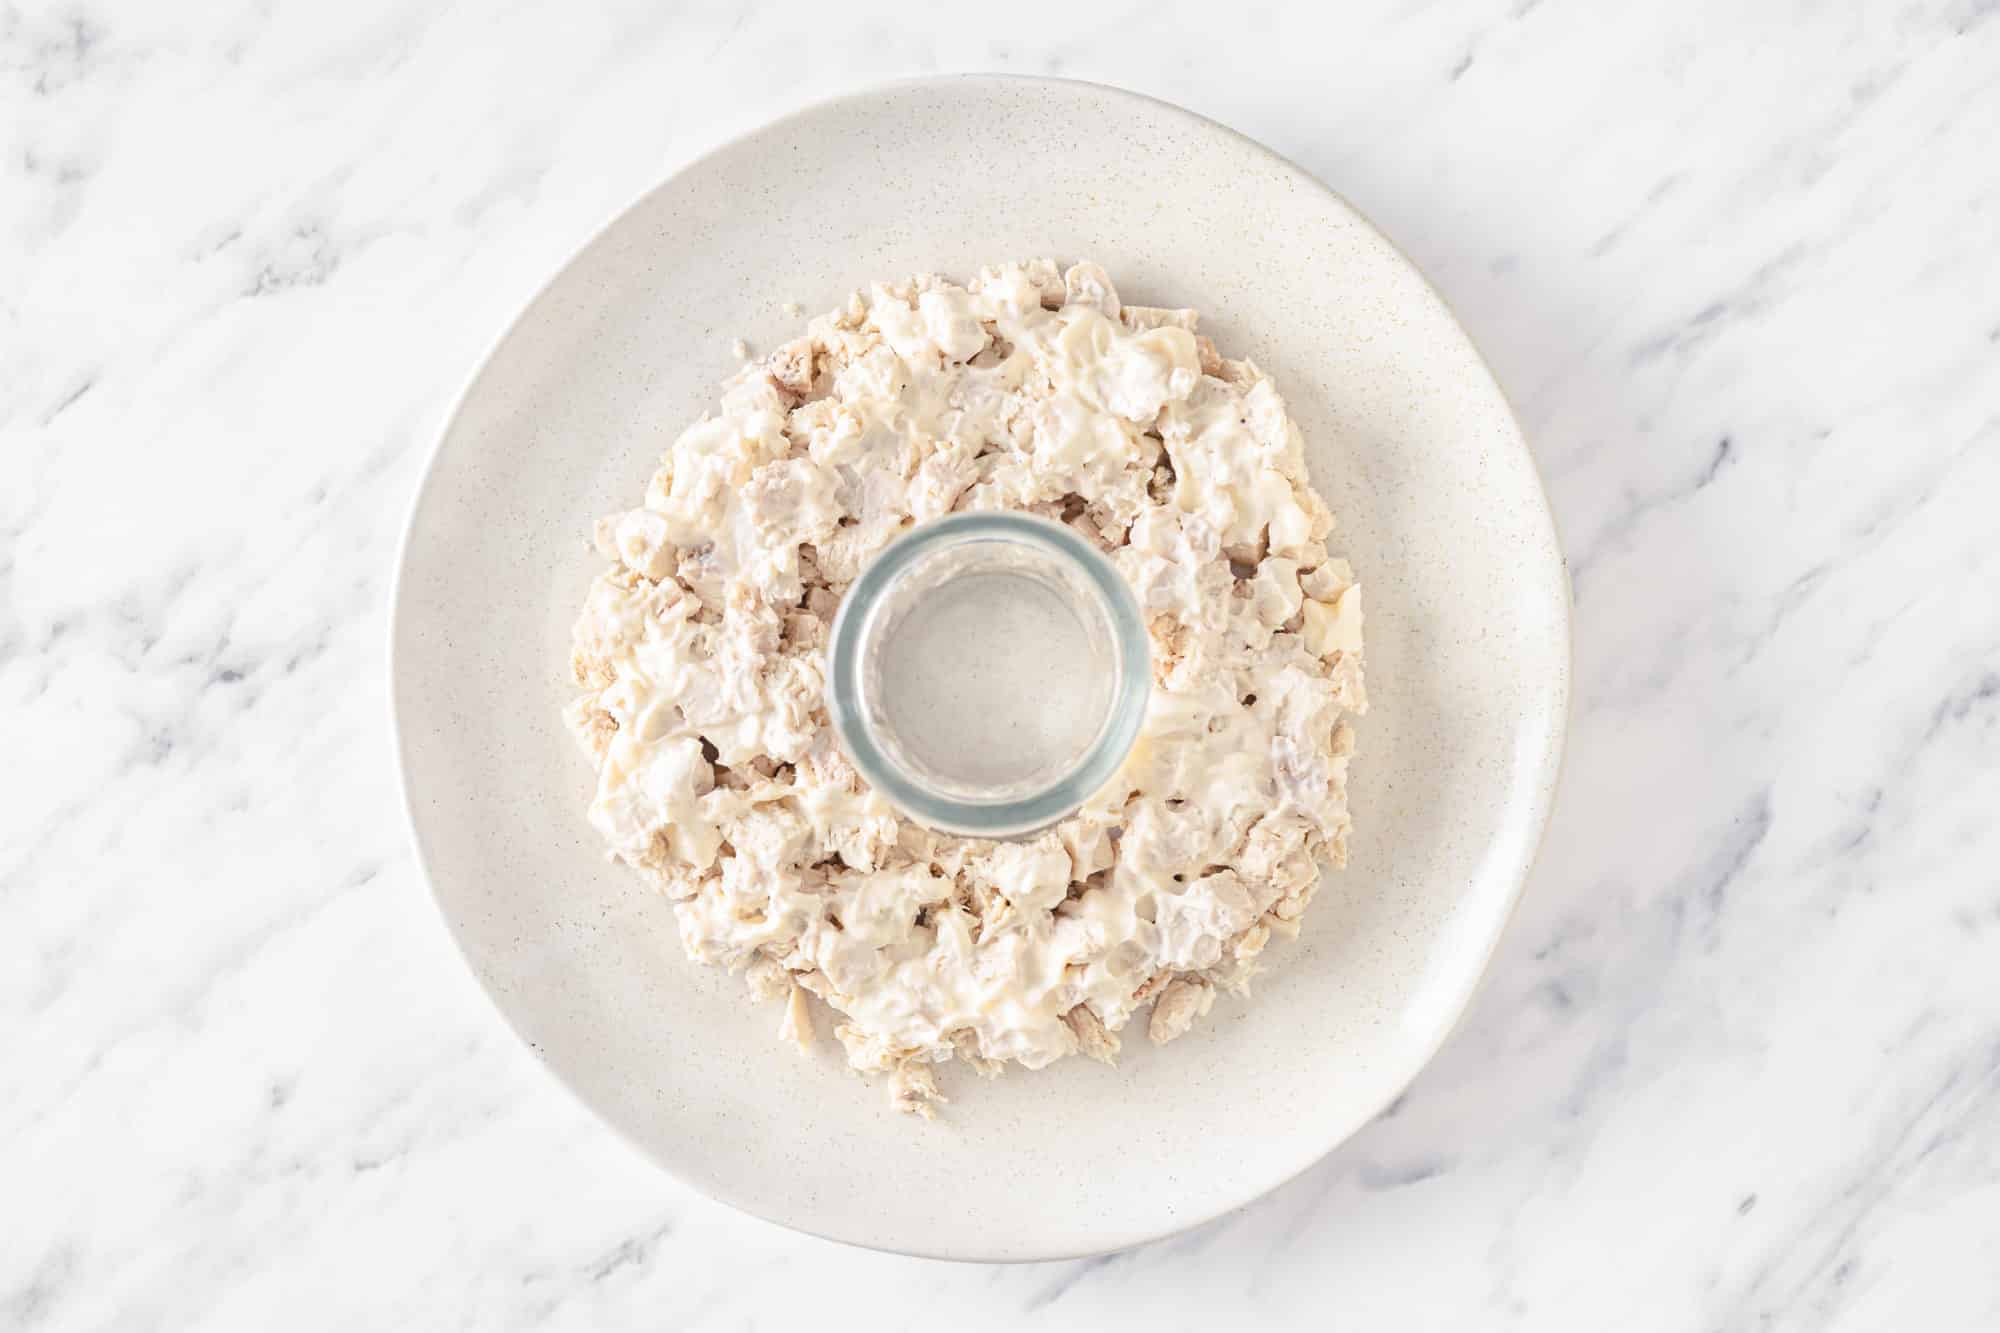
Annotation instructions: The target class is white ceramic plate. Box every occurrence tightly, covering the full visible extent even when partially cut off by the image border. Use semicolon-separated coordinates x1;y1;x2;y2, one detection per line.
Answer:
392;76;1569;1261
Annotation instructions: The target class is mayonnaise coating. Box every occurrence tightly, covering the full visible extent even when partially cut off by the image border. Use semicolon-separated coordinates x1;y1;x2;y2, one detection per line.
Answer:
566;260;1365;1115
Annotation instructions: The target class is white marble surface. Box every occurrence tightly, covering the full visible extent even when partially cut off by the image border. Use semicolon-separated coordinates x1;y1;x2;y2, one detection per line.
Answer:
4;0;1997;1327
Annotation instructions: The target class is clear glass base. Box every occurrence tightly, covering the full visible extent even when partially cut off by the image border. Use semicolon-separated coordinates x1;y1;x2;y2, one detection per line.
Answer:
826;513;1151;839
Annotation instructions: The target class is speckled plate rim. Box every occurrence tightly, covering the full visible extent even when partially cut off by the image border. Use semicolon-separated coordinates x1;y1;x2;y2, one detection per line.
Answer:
389;73;1572;1262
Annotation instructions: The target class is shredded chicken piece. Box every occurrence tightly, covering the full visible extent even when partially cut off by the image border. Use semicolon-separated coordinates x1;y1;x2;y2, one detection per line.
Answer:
778;982;814;1053
1064;1004;1122;1066
889;1061;947;1119
1148;978;1217;1045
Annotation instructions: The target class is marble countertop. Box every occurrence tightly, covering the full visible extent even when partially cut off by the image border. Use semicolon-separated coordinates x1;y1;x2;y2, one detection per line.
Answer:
5;2;1997;1328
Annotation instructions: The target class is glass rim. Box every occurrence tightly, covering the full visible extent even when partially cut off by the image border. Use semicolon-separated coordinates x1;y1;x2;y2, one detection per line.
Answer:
825;511;1151;839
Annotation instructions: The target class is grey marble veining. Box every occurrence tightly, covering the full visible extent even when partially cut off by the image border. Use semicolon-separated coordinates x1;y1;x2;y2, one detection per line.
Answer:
3;1;1996;1328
